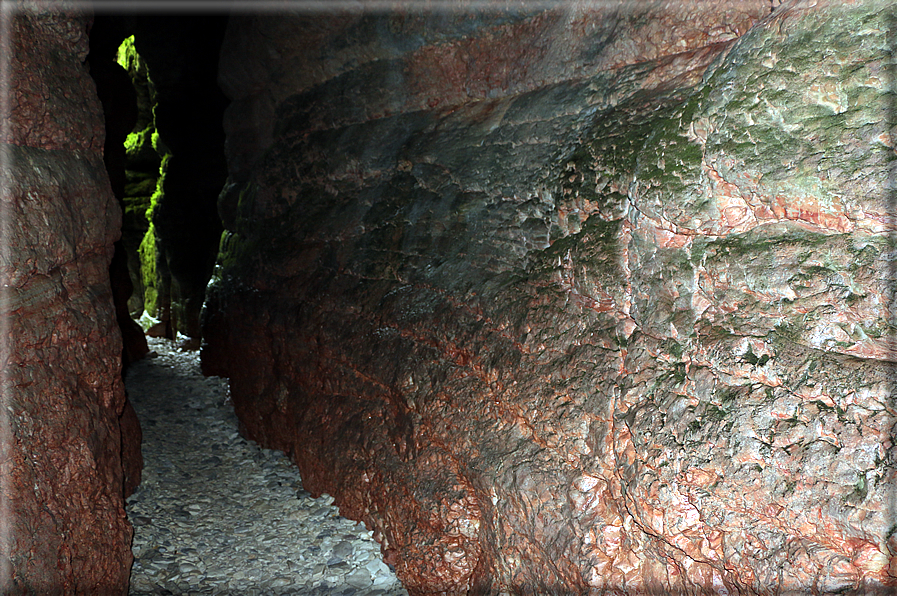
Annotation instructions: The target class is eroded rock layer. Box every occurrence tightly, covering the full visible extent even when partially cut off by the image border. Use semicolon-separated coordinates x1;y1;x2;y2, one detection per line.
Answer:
203;1;897;593
1;6;132;594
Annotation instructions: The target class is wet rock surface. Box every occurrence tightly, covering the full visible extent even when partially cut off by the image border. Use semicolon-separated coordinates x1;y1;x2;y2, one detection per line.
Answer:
127;338;408;596
203;2;897;594
1;6;132;593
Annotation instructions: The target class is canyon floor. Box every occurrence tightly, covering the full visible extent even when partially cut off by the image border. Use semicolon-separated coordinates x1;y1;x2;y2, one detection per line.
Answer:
125;337;409;596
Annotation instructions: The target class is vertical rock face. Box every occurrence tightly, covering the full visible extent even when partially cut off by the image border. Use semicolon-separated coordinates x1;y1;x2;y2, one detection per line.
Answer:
1;6;132;594
204;1;896;593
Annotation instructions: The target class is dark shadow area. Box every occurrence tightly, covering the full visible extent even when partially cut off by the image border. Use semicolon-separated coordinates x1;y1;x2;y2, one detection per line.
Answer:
88;15;148;371
89;13;229;355
88;13;230;501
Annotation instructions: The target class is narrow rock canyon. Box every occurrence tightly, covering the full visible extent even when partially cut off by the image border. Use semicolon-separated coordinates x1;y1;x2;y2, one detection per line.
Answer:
3;1;896;594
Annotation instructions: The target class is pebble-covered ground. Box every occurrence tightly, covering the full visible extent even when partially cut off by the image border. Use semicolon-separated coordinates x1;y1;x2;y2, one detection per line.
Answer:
125;337;409;596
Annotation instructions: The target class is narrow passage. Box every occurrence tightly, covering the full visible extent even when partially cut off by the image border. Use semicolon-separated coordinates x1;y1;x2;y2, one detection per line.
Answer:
125;337;409;596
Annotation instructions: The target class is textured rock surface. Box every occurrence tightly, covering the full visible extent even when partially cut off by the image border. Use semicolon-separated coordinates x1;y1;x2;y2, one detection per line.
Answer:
1;6;132;593
204;1;896;593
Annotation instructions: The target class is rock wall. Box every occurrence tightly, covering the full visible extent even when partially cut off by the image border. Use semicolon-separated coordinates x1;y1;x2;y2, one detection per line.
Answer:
203;1;897;593
1;6;132;594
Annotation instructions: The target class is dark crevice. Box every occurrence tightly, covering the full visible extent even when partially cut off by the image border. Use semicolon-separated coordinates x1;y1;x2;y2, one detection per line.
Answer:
88;14;230;502
89;14;229;350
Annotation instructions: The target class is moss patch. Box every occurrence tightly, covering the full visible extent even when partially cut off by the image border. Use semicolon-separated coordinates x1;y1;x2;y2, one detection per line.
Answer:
137;154;170;317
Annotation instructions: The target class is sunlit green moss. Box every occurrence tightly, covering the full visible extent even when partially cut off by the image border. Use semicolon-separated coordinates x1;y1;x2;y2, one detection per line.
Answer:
124;128;153;159
117;33;172;321
138;221;158;316
116;35;139;71
151;129;170;155
138;153;170;317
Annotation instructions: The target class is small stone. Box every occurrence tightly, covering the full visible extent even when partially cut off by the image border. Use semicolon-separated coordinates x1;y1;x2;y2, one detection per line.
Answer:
373;573;396;587
178;562;198;574
333;540;354;558
366;558;389;575
346;569;373;589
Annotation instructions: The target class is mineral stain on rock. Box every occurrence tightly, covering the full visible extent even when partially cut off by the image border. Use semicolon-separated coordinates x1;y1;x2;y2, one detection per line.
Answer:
201;1;897;594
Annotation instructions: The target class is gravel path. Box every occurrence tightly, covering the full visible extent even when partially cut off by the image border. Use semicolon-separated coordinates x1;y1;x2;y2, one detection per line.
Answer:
125;337;409;596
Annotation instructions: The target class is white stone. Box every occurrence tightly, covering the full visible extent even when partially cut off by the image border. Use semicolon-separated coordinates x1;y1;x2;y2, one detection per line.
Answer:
346;569;373;588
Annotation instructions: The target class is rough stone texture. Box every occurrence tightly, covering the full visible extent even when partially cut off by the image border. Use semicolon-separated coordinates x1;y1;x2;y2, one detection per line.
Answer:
0;6;132;594
204;2;897;594
119;394;143;500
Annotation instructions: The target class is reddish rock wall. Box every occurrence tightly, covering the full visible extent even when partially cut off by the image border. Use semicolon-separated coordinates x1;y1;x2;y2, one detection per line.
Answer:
1;6;132;593
204;1;897;593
